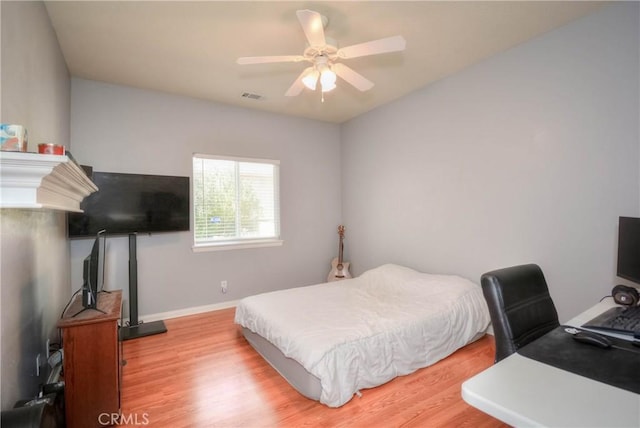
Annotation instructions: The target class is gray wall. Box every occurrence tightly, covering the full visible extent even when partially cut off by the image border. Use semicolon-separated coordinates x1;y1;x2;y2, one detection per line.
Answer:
1;1;71;408
69;79;341;318
341;3;640;322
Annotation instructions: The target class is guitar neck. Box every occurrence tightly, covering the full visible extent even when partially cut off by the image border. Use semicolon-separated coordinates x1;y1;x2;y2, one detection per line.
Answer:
335;225;346;268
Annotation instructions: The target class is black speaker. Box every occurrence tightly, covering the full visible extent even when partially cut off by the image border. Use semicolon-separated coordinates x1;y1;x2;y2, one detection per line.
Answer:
612;284;639;306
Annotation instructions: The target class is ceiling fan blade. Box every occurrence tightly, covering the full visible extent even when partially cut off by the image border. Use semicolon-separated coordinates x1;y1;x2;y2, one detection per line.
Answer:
285;67;313;97
332;63;374;92
237;55;304;65
296;9;326;47
337;35;406;59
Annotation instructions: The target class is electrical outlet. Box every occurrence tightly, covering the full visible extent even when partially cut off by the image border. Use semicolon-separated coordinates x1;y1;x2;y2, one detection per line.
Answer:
221;280;228;294
48;349;63;368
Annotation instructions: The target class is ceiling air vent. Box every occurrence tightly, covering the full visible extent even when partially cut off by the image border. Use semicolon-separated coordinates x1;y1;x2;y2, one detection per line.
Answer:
241;92;263;101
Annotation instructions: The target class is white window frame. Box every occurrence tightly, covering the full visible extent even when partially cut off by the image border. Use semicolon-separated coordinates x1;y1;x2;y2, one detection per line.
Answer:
192;153;282;252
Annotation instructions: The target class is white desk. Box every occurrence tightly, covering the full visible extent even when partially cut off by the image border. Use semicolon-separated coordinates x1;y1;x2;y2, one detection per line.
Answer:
462;298;640;427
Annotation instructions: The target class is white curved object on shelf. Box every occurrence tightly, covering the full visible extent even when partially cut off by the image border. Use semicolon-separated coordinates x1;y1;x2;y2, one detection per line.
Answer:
0;151;97;212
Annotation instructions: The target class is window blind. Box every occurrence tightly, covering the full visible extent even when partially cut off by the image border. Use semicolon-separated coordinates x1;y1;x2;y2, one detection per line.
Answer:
193;154;280;247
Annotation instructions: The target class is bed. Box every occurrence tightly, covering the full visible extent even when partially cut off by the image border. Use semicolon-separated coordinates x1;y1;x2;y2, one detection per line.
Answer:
234;264;490;407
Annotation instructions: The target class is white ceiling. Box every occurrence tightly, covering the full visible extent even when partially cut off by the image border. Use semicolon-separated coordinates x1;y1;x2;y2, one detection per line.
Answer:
44;1;605;124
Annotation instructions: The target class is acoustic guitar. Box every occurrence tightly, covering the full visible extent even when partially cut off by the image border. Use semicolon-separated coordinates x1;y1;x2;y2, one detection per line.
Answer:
328;225;352;282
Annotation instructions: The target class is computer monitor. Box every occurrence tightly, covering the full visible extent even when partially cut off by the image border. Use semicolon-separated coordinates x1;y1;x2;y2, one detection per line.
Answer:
617;217;640;285
82;229;106;309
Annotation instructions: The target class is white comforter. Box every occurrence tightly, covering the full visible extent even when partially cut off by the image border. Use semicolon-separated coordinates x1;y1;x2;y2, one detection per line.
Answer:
234;264;490;407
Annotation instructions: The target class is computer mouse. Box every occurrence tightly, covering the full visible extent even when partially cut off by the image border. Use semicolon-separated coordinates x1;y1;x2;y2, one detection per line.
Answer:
572;331;612;349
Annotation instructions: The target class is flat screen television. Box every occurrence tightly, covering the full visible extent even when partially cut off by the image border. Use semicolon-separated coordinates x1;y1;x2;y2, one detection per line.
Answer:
68;172;190;237
81;230;106;311
617;216;640;285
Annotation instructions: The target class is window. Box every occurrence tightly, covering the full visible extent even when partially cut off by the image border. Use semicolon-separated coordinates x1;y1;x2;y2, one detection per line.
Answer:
192;154;281;251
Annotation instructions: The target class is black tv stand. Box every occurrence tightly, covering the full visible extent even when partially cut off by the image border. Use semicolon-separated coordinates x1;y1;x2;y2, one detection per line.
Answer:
120;320;167;340
120;233;167;340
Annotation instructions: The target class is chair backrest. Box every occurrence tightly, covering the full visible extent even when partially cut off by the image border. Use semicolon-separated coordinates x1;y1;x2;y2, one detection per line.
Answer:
480;264;559;363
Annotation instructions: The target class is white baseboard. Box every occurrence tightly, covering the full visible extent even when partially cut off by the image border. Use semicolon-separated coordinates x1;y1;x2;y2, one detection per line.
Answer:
124;300;240;325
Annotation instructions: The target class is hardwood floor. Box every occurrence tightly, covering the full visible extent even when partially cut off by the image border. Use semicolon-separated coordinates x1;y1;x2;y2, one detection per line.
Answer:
120;308;508;427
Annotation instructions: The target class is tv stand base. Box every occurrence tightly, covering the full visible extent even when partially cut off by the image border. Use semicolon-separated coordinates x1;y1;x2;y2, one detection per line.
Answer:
71;306;106;318
120;320;167;341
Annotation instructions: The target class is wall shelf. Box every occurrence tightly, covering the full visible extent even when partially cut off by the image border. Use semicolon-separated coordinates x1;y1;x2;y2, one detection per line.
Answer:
0;151;97;212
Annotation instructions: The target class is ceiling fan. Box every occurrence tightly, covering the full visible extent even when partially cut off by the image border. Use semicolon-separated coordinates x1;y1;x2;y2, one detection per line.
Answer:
237;10;406;99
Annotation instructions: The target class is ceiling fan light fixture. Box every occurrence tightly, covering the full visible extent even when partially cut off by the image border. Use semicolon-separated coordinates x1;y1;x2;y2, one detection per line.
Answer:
320;67;336;92
302;68;319;90
321;80;336;93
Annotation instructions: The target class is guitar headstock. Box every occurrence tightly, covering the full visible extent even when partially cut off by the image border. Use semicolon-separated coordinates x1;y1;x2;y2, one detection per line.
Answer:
337;225;345;237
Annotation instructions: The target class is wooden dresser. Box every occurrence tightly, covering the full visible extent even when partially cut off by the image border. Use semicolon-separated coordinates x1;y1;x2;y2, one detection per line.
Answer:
58;290;122;428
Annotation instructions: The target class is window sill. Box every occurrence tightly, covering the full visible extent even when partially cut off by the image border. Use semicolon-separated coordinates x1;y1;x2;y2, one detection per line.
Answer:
192;239;283;252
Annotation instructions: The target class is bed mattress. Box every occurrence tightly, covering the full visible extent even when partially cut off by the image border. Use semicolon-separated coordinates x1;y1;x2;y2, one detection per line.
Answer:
242;327;323;400
235;264;490;407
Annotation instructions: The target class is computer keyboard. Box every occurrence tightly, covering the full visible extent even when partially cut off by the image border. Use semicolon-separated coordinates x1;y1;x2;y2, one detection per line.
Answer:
583;305;640;336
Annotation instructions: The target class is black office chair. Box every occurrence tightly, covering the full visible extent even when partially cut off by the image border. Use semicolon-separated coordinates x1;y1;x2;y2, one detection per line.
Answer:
480;264;559;363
